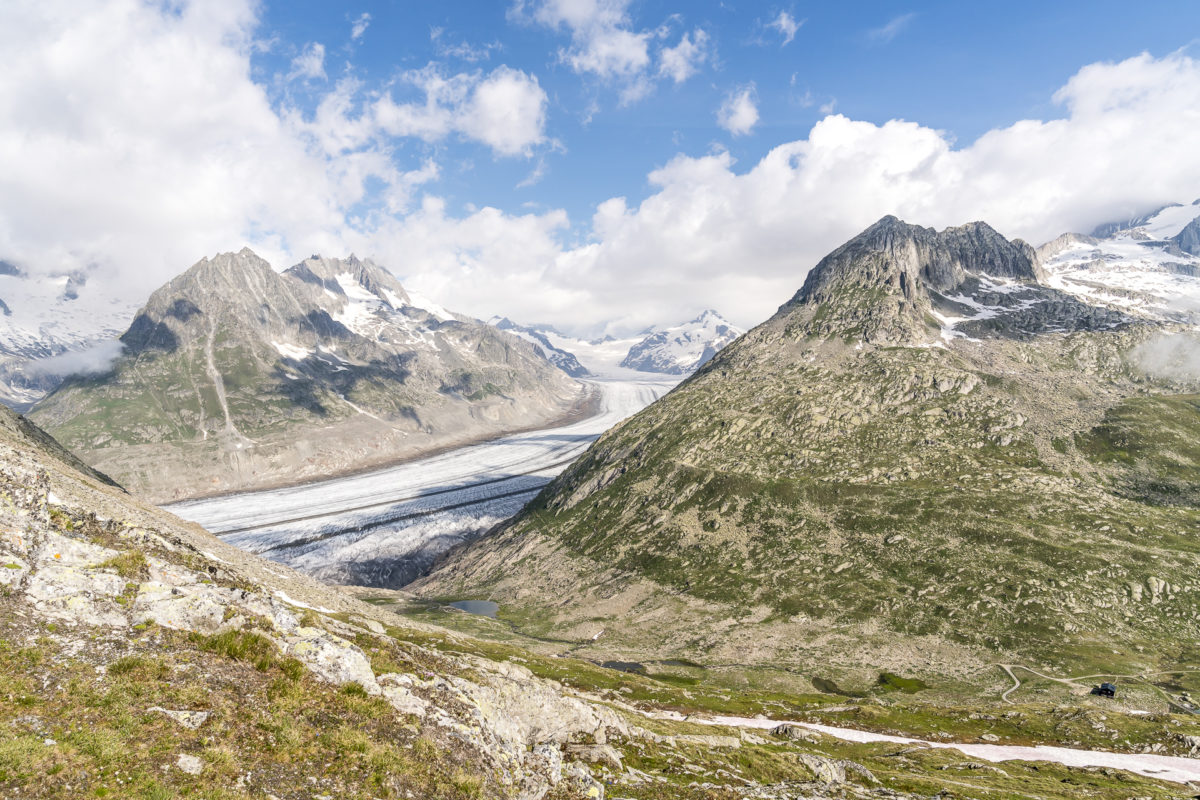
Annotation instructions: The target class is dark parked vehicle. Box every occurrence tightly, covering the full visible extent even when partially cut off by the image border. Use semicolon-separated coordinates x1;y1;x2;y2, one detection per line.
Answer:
1090;682;1117;698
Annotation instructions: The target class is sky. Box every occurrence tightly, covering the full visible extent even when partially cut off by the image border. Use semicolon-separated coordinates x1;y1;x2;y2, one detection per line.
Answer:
2;0;1200;336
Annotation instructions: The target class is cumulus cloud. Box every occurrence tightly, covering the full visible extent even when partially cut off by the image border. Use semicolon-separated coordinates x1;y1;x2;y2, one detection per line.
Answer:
717;85;759;136
374;65;549;157
289;42;326;81
391;51;1200;336
659;29;709;83
0;0;547;306
517;0;649;78
768;11;802;46
513;0;709;103
351;12;371;41
0;0;352;292
868;12;915;43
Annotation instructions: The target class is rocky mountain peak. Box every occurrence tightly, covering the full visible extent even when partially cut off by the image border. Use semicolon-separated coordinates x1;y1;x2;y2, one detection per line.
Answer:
158;248;276;303
286;254;411;309
780;216;1052;344
796;217;1040;306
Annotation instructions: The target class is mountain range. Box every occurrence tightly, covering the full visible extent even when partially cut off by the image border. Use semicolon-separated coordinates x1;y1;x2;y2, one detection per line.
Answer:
6;210;1200;798
28;250;583;502
415;216;1200;696
619;309;743;374
490;309;745;377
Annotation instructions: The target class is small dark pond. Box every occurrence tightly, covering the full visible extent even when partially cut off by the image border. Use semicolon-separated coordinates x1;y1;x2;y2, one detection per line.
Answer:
601;661;646;674
448;600;498;618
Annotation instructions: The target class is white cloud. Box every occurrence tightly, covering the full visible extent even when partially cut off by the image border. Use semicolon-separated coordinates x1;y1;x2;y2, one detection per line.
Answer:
513;0;707;103
658;29;709;83
375;65;549;157
768;11;802;46
351;12;371;41
430;26;501;62
23;340;125;378
459;67;550;156
717;85;759;136
0;0;354;291
289;42;326;81
868;12;915;43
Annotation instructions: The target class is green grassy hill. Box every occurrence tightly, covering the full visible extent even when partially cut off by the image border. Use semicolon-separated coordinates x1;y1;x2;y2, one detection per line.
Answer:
416;218;1200;697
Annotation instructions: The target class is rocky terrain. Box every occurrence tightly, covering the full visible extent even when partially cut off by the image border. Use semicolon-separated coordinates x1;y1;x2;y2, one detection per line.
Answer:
416;217;1200;696
4;381;1197;799
619;310;744;374
28;250;583;502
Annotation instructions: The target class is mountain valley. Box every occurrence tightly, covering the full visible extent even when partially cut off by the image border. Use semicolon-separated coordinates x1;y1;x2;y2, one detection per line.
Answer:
3;382;1199;799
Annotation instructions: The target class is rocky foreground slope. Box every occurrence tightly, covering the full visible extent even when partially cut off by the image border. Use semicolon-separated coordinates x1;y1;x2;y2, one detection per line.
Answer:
7;380;1200;799
29;250;583;502
416;217;1200;694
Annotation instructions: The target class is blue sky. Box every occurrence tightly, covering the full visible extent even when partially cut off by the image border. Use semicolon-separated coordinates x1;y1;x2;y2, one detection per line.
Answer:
3;0;1200;334
252;0;1200;229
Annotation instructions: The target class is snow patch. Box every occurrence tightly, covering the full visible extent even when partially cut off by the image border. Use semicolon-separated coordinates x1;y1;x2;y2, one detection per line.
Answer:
271;341;312;361
405;290;454;322
273;590;335;614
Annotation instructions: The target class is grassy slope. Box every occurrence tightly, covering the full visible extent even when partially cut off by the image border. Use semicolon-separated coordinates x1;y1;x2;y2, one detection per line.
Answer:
416;321;1200;691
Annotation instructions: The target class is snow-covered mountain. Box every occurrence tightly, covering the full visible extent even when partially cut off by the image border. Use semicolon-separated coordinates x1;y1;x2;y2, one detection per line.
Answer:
619;309;744;374
485;311;743;378
0;264;140;411
1040;200;1200;322
486;317;589;376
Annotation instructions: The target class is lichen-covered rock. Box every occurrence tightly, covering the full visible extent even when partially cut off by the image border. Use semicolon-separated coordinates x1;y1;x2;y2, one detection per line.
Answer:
283;627;379;693
379;674;429;717
148;707;210;730
796;753;846;784
450;656;627;751
0;554;28;588
23;535;128;628
132;582;234;632
567;743;623;770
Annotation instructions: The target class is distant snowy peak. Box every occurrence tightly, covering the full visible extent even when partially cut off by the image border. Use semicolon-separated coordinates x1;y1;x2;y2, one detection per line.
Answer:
1091;200;1200;242
0;265;139;411
1042;200;1200;323
487;317;589;377
619;310;744;375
